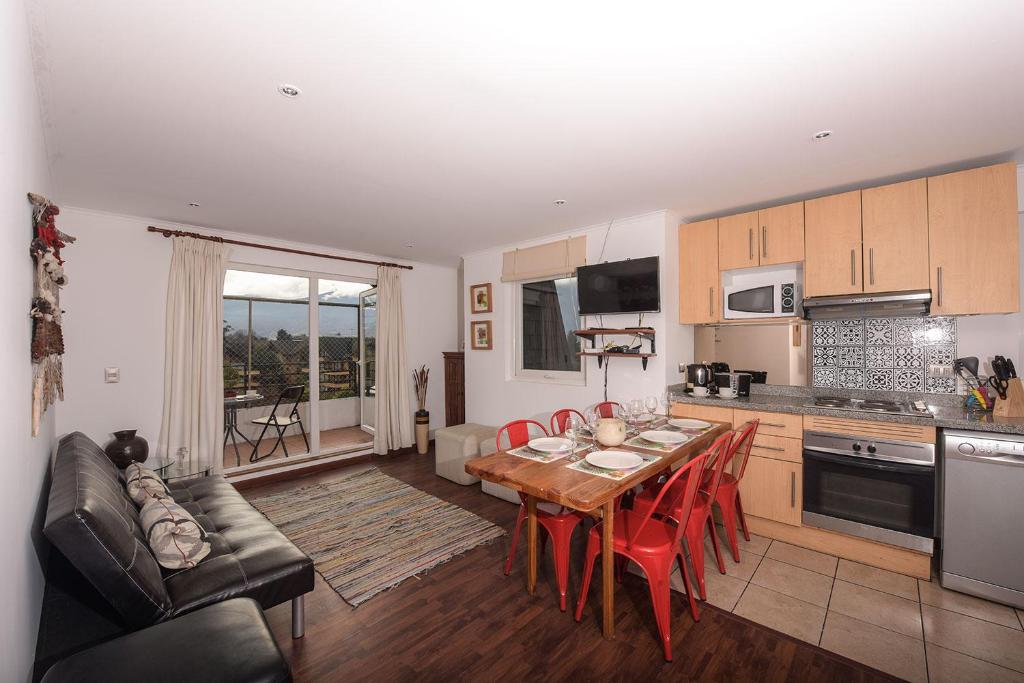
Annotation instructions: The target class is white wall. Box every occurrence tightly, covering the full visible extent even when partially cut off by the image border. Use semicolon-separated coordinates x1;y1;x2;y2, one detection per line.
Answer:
462;211;688;426
56;208;457;450
1;1;56;680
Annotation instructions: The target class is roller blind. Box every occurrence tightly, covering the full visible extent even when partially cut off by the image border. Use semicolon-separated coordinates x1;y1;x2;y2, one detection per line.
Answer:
500;235;587;282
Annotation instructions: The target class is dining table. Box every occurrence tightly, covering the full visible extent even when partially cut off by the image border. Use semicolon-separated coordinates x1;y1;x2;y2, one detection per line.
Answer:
464;416;730;639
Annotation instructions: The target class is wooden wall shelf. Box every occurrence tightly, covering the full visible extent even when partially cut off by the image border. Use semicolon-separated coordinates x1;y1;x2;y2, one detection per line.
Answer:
573;327;656;370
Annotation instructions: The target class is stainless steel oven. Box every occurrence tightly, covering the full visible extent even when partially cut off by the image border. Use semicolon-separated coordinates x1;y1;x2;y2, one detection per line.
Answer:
802;431;936;553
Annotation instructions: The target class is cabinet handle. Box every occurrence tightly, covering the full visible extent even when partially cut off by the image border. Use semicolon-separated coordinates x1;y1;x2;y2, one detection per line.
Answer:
936;266;943;308
850;249;856;285
748;228;753;261
790;471;796;507
869;247;875;285
762;226;767;258
708;287;713;316
761;422;787;428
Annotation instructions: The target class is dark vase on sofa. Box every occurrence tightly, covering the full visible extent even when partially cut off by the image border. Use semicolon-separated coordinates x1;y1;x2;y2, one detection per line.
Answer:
104;429;149;468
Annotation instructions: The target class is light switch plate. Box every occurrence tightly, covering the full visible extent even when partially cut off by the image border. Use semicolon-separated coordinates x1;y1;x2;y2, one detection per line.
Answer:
928;364;953;378
104;367;120;383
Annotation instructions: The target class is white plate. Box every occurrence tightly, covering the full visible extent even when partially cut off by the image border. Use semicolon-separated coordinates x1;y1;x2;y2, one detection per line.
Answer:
527;437;572;453
633;413;657;423
585;450;643;470
639;430;689;445
668;418;711;430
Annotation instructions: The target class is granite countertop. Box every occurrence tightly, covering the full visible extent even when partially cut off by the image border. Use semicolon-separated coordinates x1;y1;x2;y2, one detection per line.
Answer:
666;384;1024;436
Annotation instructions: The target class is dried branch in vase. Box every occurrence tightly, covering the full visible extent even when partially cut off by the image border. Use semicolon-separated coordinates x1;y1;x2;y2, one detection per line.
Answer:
412;365;429;412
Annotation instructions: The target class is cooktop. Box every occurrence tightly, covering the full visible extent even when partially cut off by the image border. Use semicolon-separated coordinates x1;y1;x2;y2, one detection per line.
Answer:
802;396;933;418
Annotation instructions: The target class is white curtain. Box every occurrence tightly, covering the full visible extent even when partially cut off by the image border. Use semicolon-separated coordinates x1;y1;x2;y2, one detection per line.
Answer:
157;236;226;473
373;266;414;454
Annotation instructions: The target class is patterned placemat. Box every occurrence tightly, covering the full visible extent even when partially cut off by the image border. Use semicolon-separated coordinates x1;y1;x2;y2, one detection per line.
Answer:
566;451;662;480
508;443;592;464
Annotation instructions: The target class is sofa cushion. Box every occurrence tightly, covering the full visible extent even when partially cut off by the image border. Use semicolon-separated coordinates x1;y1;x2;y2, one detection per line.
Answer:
125;462;170;506
164;476;314;616
139;496;211;569
39;598;291;683
43;432;173;628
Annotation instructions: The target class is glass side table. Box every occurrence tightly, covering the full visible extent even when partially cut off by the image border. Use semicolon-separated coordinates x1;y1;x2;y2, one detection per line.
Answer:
150;457;212;483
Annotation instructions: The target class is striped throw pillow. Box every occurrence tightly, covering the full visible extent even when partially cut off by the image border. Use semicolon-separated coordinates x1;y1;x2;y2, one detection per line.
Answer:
125;462;170;506
139;496;211;569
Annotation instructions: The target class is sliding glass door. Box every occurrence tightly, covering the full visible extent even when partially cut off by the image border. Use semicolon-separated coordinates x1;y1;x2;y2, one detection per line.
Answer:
359;288;377;435
223;267;374;472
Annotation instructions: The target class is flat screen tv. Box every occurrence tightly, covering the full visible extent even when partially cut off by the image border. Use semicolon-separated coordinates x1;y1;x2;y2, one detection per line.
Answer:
576;256;660;315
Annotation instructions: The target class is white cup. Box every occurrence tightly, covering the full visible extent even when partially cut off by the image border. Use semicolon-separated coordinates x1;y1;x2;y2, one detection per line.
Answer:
692;386;709;397
719;387;737;399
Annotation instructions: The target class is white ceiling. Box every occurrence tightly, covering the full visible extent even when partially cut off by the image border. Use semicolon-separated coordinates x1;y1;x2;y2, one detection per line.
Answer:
27;1;1024;265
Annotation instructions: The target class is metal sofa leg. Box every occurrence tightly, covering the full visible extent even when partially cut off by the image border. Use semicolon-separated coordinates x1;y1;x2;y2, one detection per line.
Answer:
292;595;305;638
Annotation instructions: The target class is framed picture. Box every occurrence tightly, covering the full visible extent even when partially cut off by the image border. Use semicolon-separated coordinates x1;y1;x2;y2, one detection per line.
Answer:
470;320;493;350
470;282;493;314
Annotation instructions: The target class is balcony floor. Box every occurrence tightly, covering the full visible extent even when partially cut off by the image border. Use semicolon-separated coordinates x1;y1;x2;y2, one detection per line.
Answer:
224;424;371;470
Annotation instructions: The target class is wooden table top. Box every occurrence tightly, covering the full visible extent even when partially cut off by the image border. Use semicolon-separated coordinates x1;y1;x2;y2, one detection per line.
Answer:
465;420;730;512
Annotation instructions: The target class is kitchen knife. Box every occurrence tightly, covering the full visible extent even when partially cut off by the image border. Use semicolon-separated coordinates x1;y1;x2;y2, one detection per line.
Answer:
1007;358;1017;378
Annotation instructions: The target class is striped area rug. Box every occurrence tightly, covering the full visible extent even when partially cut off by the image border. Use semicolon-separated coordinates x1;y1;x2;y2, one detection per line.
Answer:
250;467;505;606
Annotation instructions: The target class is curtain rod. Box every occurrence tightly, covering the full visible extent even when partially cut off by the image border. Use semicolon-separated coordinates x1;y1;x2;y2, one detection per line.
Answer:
146;226;413;270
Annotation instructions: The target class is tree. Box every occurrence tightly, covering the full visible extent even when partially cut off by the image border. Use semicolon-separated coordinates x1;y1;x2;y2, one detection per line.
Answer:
276;328;293;342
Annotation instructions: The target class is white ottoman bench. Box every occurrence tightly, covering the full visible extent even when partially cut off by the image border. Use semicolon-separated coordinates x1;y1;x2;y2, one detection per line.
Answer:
435;423;498;485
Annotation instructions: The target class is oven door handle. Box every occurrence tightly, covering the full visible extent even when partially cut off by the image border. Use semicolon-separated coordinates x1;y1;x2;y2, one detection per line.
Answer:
804;449;933;474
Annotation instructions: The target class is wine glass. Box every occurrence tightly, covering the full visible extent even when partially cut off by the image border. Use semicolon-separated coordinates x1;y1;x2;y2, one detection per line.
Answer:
587;408;601;435
660;390;672;416
630;399;644;430
567;414;582;452
645;395;659;417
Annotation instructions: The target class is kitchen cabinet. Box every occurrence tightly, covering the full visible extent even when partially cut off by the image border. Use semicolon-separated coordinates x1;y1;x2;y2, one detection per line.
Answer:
862;178;929;293
679;219;721;324
668;403;733;425
758;202;805;266
928;162;1020;315
804;191;863;297
738;456;802;526
718;211;760;270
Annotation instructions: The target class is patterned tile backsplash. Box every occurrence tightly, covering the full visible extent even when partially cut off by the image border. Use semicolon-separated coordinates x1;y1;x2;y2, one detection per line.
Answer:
811;317;958;394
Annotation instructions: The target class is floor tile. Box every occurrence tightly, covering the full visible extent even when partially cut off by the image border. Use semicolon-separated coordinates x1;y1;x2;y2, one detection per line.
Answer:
1019;609;1024;629
922;604;1024;673
820;611;927;683
733;583;826;644
919;578;1022;629
702;540;762;582
710;523;771;557
669;562;747;611
750;558;833;608
926;643;1024;683
836;559;918;601
765;541;838;577
828;579;922;638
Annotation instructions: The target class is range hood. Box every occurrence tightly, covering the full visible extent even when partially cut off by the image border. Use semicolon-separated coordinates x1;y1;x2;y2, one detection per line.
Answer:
802;289;931;320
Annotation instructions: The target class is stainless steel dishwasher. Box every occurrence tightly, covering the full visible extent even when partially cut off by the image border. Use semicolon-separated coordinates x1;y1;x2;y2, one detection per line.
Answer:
941;429;1024;608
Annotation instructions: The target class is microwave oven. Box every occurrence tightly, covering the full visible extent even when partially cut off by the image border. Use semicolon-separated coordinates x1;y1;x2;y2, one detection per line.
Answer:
722;264;802;320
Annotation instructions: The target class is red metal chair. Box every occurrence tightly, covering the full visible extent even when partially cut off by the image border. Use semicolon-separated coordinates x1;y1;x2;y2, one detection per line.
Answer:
574;451;710;662
550;408;587;435
594;401;621;418
499;419;585;611
631;432;734;600
705;420;759;562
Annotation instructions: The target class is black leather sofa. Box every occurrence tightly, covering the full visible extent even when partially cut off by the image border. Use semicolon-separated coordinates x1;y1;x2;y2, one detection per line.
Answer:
43;432;314;639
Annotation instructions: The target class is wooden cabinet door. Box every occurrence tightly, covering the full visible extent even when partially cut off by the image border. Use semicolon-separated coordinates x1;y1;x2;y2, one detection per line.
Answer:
757;202;805;266
718;211;759;270
738;456;802;526
928;163;1019;315
862;179;929;293
679;219;721;324
804;191;862;297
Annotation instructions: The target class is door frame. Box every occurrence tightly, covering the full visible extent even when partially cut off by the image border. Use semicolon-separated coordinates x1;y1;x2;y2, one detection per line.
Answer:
223;262;376;472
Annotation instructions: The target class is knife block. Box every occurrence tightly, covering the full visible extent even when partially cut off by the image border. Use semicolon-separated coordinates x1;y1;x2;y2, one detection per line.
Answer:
994;378;1024;418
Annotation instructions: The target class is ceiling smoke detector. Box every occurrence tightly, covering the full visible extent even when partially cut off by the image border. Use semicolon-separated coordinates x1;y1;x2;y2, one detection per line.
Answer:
278;84;302;98
813;130;833;141
553;199;567;206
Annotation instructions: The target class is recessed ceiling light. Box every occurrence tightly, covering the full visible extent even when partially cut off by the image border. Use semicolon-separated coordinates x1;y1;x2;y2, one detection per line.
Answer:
278;84;302;98
813;130;833;141
553;199;567;206
405;243;415;248
188;201;201;207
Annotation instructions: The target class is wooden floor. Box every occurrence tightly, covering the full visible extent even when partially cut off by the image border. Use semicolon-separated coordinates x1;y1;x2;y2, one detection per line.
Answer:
243;449;896;682
224;425;371;470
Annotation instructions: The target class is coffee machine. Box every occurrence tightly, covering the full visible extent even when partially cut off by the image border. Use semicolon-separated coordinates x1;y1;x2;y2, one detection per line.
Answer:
686;362;714;392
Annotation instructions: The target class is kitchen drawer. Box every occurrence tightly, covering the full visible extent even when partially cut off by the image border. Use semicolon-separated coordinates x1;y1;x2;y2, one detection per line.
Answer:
802;414;935;444
669;403;733;426
749;433;802;463
734;409;802;439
